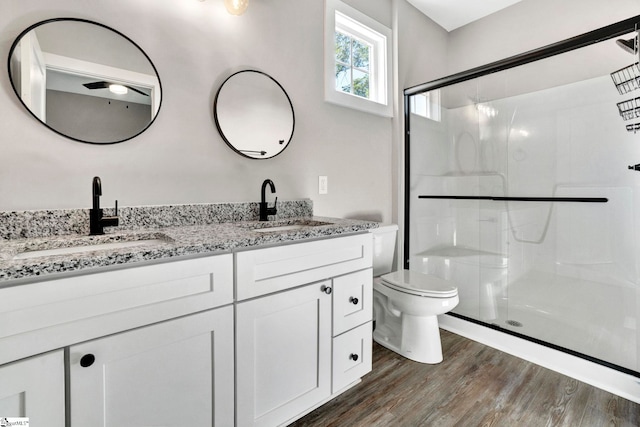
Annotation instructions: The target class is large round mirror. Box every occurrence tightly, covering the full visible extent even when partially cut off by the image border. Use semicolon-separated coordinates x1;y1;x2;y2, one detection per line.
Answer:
8;18;162;145
214;70;294;159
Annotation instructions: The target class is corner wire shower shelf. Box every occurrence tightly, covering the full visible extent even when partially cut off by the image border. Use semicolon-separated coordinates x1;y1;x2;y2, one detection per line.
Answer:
610;62;640;95
616;97;640;120
627;122;640;133
611;60;640;133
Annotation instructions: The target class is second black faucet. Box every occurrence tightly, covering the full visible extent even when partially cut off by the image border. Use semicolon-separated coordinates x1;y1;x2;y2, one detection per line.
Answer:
260;179;277;221
90;176;119;235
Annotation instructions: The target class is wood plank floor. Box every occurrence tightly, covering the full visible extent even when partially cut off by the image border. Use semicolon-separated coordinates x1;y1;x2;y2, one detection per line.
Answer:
290;330;640;427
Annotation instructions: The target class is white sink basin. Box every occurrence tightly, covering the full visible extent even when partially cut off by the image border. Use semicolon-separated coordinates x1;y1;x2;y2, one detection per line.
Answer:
13;239;166;260
253;225;307;233
240;219;333;233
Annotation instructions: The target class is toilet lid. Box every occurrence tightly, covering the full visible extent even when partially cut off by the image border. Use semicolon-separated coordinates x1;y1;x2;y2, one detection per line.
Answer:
380;270;458;298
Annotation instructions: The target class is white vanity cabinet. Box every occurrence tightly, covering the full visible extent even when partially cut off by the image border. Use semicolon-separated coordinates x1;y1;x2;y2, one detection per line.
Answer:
0;350;65;426
0;253;234;426
69;306;234;427
235;234;373;427
0;228;375;427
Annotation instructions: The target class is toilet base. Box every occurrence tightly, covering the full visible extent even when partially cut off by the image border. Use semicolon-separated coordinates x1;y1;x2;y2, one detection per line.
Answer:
373;313;444;364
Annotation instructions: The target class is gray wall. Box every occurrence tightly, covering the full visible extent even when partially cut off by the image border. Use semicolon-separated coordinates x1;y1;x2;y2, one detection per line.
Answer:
0;0;418;225
46;90;151;143
447;0;640;75
392;0;448;260
3;0;635;224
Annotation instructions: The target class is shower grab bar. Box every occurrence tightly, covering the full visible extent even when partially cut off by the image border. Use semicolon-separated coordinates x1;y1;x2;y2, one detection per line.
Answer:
418;195;608;203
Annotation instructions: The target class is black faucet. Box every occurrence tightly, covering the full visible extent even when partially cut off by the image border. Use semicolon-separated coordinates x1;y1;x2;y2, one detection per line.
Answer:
90;176;119;235
260;179;277;221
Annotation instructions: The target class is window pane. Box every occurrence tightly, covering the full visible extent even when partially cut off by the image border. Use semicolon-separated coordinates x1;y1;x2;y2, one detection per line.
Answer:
336;64;351;93
352;39;370;71
410;91;440;121
352;69;369;98
335;32;351;65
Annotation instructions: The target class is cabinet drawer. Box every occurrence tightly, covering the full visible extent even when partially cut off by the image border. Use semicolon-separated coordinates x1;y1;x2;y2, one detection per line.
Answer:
332;322;372;393
0;254;233;365
332;269;373;336
236;234;372;300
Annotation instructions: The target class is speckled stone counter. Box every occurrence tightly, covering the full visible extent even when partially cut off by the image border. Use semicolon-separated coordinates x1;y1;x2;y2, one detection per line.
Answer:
0;201;379;284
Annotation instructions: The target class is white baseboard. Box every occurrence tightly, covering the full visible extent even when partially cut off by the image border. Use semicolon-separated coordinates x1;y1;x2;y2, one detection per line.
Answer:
439;315;640;404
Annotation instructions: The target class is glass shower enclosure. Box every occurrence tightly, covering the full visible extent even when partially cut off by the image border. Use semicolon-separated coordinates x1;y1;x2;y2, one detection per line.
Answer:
404;16;640;375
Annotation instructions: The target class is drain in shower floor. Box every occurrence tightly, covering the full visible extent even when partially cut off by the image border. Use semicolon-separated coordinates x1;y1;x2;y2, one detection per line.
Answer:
506;319;523;327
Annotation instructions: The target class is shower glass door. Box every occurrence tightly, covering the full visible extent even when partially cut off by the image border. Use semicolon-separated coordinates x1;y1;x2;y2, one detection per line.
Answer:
406;29;640;374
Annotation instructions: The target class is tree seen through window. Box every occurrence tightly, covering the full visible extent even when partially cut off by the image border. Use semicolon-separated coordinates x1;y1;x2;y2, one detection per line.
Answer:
335;32;371;99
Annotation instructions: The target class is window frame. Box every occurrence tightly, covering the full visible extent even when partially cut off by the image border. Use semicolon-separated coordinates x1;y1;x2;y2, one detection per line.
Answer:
324;0;393;117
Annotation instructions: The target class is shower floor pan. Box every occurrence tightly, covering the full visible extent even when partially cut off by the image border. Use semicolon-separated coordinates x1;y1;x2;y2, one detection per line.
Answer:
488;269;637;371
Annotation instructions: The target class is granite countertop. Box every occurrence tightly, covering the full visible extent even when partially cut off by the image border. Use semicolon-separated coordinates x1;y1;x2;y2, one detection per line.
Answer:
0;216;379;284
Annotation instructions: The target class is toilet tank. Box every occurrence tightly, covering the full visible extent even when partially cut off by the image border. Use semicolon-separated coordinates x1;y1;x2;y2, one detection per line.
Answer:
369;224;398;277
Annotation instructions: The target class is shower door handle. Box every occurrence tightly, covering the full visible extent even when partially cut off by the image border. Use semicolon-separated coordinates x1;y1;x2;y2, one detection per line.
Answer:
418;195;608;203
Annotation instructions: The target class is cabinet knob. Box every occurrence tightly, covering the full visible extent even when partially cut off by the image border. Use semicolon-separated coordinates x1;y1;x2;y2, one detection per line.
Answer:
349;296;359;305
349;353;359;361
80;354;96;367
321;285;332;295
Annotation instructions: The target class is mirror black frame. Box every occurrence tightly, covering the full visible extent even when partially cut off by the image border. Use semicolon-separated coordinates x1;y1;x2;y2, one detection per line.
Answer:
214;70;295;160
7;17;163;145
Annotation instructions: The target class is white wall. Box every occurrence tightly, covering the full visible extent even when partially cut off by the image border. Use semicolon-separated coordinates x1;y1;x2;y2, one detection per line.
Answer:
0;0;420;225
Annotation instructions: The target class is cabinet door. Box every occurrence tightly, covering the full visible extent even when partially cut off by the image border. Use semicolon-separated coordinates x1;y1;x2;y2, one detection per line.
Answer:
236;281;333;427
69;307;234;427
0;350;65;427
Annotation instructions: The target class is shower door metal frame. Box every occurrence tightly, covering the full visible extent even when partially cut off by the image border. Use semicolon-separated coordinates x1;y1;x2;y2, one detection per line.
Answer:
403;14;640;377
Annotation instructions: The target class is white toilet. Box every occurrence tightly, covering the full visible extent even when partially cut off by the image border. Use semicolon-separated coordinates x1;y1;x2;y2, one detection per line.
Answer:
371;225;459;364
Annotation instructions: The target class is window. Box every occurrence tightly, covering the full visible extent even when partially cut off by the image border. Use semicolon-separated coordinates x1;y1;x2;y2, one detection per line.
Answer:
324;0;392;117
410;90;441;122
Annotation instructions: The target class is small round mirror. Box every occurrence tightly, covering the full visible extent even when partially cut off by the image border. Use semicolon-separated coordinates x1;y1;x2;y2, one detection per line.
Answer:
214;70;295;159
8;18;162;144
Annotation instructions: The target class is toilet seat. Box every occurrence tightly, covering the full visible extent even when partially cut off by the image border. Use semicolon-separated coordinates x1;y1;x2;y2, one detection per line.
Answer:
380;270;457;298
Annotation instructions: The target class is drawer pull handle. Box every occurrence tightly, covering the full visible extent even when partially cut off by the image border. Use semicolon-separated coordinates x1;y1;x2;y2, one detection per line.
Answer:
349;297;359;305
80;354;95;368
349;353;359;361
321;285;332;295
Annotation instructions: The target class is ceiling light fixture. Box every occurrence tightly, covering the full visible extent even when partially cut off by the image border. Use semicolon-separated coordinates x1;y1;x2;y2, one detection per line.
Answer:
108;84;128;95
224;0;249;15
